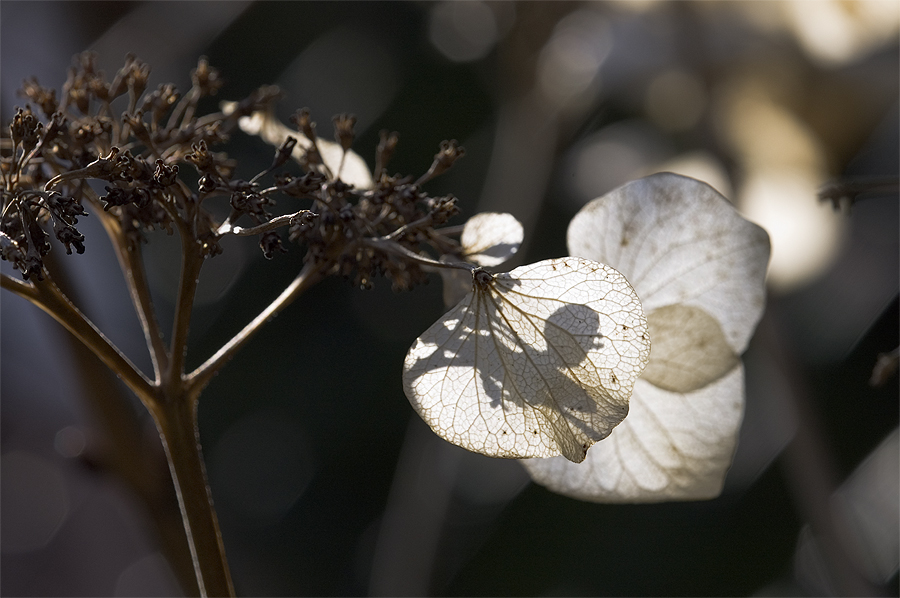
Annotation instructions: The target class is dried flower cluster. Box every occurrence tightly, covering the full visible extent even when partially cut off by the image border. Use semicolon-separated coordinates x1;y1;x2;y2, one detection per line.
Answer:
1;52;468;293
285;133;466;291
1;53;475;596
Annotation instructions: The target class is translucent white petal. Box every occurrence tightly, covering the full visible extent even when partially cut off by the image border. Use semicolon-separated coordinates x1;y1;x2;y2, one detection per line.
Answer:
461;212;524;267
221;102;374;189
522;364;744;502
403;258;650;462
567;172;770;353
438;213;523;307
641;304;739;393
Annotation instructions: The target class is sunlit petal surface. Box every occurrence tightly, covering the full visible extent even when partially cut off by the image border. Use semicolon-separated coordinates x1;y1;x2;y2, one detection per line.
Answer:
642;304;738;393
404;258;649;462
528;173;770;502
523;365;744;502
440;212;524;307
460;212;524;267
567;172;769;353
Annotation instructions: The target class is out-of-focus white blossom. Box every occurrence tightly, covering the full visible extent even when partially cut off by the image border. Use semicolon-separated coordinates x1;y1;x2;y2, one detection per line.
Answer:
220;101;374;190
536;8;612;111
428;1;502;63
715;80;843;291
439;212;524;307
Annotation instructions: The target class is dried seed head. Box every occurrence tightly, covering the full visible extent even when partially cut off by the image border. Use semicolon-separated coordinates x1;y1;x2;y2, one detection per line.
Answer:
142;84;179;124
19;78;59;117
428;195;460;226
272;137;298;170
127;59;151;98
434;139;465;173
77;52;98;76
108;54;136;100
153;160;179;187
376;130;399;176
9;107;42;152
332;113;356;151
191;57;223;96
53;221;86;255
417;139;465;185
290;108;316;141
198;175;217;194
185;140;215;173
259;231;287;259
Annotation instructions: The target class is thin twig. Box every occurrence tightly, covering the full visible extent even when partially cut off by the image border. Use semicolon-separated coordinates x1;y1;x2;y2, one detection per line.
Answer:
382;214;434;242
167;87;201;131
216;209;314;237
363;237;476;272
819;177;900;209
167;232;204;387
3;271;155;403
186;260;323;393
44;166;97;190
1;271;35;295
433;224;464;236
83;186;169;380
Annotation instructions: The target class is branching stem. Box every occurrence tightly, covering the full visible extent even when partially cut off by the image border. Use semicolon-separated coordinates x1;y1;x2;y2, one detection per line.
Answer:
187;259;323;393
168;243;203;389
216;209;314;237
44;166;98;190
84;187;169;380
1;271;154;402
363;237;476;272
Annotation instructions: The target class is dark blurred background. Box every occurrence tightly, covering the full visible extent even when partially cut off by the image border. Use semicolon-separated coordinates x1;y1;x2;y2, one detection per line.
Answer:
1;1;897;596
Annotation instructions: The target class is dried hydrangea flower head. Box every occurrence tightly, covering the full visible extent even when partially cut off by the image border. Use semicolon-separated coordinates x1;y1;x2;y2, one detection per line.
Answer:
523;173;771;502
1;52;503;595
2;51;478;300
0;54;285;277
219;97;475;292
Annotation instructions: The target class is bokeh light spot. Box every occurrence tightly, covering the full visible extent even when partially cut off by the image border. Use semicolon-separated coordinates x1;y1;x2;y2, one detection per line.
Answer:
54;426;86;459
429;1;499;63
739;170;844;292
1;451;70;553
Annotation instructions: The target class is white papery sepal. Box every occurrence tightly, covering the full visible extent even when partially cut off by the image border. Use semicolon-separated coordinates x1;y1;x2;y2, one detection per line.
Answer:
404;258;650;463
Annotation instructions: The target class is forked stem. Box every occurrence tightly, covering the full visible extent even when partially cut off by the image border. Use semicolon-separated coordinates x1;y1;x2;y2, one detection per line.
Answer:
1;272;154;399
1;271;233;596
187;259;324;393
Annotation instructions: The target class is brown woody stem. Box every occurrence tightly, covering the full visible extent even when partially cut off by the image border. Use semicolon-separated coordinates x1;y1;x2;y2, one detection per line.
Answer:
154;388;234;597
2;272;154;400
